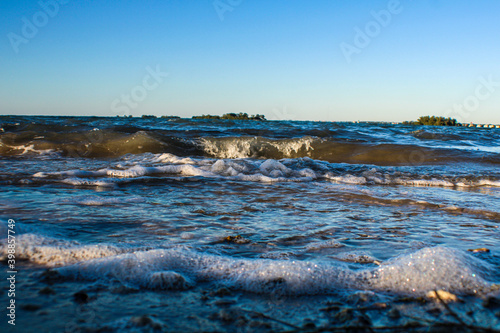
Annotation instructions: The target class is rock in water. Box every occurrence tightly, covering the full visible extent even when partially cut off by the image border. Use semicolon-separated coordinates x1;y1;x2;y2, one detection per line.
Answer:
426;290;458;303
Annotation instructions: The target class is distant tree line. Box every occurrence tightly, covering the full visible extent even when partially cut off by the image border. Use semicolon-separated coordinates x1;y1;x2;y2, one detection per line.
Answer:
192;112;266;121
120;114;266;120
403;116;458;126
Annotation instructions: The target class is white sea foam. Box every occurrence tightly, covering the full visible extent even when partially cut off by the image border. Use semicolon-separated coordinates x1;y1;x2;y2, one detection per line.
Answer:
120;164;214;178
0;226;495;295
1;143;58;157
34;169;108;178
306;239;344;251
3;229;492;296
269;137;315;157
363;247;495;294
153;153;197;165
476;179;500;187
393;178;455;187
55;246;496;295
59;195;144;206
60;178;118;187
32;156;318;183
259;252;294;260
326;174;367;184
30;153;500;187
0;233;123;266
199;136;315;159
200;137;255;159
335;253;378;264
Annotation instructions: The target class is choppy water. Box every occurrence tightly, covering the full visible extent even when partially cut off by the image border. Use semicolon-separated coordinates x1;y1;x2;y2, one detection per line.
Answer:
1;116;499;332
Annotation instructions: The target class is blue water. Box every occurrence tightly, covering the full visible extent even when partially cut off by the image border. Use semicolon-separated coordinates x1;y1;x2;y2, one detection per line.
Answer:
1;116;499;331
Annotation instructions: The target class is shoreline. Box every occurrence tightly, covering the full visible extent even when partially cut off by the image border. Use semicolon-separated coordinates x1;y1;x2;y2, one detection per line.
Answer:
1;114;499;129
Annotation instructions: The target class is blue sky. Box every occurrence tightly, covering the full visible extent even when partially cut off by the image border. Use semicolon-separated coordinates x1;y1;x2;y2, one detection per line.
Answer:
1;0;499;123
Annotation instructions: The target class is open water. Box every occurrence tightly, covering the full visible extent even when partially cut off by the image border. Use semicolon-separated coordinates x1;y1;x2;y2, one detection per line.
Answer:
1;116;499;332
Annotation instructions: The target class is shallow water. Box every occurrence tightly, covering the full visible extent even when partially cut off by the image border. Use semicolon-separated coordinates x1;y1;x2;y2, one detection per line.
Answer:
1;116;499;332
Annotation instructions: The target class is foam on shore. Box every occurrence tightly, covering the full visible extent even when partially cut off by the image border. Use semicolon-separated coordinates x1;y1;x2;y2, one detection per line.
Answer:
29;153;500;187
0;226;495;296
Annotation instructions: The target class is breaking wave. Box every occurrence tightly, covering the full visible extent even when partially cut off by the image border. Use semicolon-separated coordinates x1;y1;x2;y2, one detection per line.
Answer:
0;228;497;296
25;153;500;189
2;116;500;165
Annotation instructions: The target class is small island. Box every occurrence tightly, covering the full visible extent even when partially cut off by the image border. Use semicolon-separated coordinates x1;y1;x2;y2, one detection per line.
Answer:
192;112;266;121
403;116;458;126
403;116;499;128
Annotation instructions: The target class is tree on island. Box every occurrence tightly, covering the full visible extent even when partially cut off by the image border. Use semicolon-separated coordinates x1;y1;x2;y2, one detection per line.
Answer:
403;116;458;126
192;112;266;121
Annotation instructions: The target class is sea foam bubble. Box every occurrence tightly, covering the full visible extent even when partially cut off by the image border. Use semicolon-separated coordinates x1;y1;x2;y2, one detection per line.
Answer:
53;246;496;296
3;230;493;296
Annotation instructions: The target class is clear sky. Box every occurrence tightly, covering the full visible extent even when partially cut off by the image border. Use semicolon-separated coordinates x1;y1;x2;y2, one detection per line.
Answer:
1;0;499;123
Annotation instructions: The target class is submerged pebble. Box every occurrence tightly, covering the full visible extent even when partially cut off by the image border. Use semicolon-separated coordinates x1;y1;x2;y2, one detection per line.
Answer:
468;248;490;253
73;291;89;304
426;290;458;303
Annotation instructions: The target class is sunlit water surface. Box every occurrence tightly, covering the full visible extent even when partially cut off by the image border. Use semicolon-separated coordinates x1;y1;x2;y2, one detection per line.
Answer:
1;116;499;332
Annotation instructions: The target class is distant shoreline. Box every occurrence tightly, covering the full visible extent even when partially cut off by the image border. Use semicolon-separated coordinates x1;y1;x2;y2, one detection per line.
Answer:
0;114;499;128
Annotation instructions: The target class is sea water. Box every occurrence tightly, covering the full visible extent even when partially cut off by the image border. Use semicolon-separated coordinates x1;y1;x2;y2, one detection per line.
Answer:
1;116;499;332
